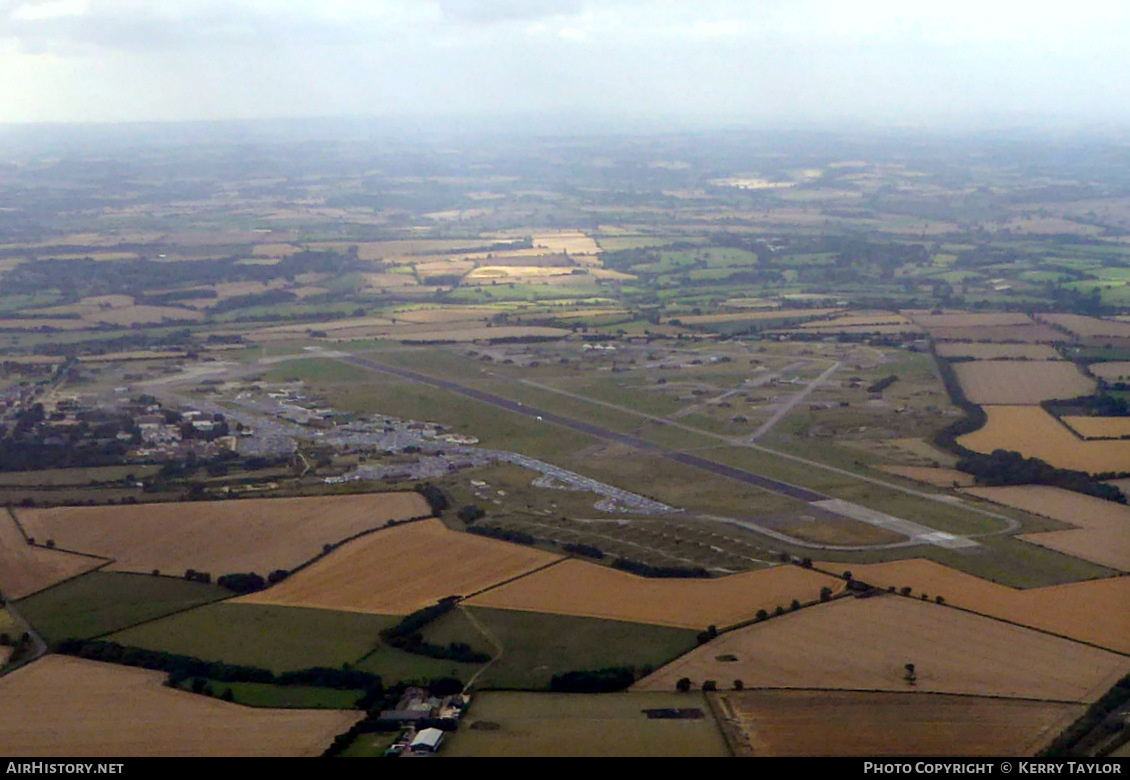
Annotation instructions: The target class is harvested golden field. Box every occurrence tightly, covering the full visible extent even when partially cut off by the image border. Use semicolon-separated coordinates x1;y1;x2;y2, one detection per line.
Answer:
1063;416;1130;438
536;231;601;255
822;558;1130;654
959;406;1130;473
337;239;497;261
398;326;569;343
415;259;476;276
31;232;152;248
716;690;1083;757
0;318;91;331
634;596;1129;701
79;294;135;308
791;324;924;336
877;466;975;487
934;342;1062;360
0;355;64;365
952;361;1094;404
391;306;495;324
929;324;1064;343
362;272;419;288
251;242;302;257
992;216;1102;236
905;311;1034;328
467;560;841;630
290;286;330;299
238;518;561;615
1038;313;1130;339
0;509;103;600
455;249;575;265
543;307;628;320
589;268;635;280
32;297;135;317
0;656;360;757
17;492;430;577
799;312;913;329
465;265;575;280
677;308;842;326
85;305;204;325
1089;362;1130;382
964;485;1130;572
204;280;290;301
249;315;395;338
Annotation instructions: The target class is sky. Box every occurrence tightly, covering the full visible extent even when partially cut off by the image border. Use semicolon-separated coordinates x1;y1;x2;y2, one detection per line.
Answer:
1;0;1129;127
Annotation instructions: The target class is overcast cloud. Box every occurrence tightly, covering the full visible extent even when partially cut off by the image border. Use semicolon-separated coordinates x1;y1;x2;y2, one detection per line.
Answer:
0;0;1128;126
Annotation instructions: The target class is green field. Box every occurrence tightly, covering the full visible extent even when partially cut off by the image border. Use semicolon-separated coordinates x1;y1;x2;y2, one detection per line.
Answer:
170;678;364;709
444;691;731;757
321;373;598;462
352;643;484;686
110;603;393;672
262;358;373;384
424;607;700;691
338;732;399;758
0;465;159;487
16;572;229;643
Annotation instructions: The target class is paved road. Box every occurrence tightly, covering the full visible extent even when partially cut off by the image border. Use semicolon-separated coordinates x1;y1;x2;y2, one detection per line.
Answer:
343;355;828;503
517;377;1019;536
748;360;842;441
339;355;1008;551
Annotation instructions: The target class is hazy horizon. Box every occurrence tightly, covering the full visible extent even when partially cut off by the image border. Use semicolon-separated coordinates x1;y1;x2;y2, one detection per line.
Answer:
2;0;1130;128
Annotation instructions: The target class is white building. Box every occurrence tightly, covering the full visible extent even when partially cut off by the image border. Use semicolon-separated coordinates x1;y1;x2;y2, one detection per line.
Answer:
409;728;445;754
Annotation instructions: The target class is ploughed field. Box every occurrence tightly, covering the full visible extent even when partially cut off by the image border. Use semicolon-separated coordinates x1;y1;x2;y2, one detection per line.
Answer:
0;656;361;757
952;361;1094;405
716;690;1084;757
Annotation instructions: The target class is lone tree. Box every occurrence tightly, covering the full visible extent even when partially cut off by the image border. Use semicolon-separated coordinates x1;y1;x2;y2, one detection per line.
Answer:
676;677;692;693
733;679;744;691
696;625;718;644
819;586;833;602
702;680;717;692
